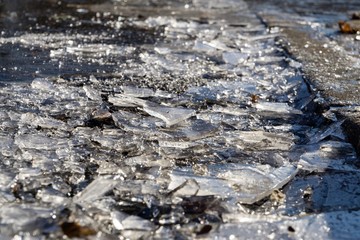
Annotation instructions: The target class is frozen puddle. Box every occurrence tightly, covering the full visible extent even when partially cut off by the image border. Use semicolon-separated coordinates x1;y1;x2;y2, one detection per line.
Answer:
0;0;358;239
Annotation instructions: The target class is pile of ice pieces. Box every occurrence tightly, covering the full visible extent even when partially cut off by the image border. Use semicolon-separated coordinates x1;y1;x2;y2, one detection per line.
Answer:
0;0;358;239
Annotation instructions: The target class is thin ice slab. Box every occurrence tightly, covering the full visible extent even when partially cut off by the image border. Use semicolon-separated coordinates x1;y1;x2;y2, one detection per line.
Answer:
225;131;294;151
143;103;196;127
298;140;358;172
168;163;297;204
204;210;360;240
74;176;120;204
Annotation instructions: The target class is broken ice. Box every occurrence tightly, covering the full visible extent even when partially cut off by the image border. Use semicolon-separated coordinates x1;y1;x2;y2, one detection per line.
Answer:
168;163;298;204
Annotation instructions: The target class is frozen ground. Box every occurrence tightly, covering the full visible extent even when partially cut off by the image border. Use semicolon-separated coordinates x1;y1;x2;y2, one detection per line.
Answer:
0;0;359;239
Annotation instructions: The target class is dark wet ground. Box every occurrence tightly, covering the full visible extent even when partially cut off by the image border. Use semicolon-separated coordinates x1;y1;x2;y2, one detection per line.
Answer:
0;0;360;239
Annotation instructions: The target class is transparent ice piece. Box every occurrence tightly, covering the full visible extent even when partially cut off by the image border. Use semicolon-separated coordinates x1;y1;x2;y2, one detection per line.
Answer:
112;212;155;231
254;102;302;115
31;78;55;92
112;110;165;133
222;52;248;65
15;134;65;150
168;163;297;204
298;141;357;172
225;131;294;151
83;86;102;101
286;172;360;214
154;47;171;55
108;94;148;108
212;105;248;116
20;113;68;131
0;135;15;157
18;168;42;180
164;119;219;140
0;204;52;232
158;140;197;149
307;120;345;144
206;211;360;239
143;103;196;127
193;0;247;9
121;86;155;98
37;187;68;205
180;119;218;140
193;40;218;52
74;176;120;204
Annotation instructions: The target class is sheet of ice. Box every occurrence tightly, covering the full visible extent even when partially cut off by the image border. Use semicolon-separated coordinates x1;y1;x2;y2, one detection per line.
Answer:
14;134;66;151
83;86;102;101
31;78;55;92
112;212;155;231
254;102;302;115
19;113;68;131
108;94;148;107
285;172;360;215
222;51;248;65
0;135;15;157
168;163;297;204
121;86;155;98
143;103;196;127
307;120;345;144
112;110;166;133
212;105;248;116
193;0;247;9
74;176;120;204
0;205;53;230
224;131;294;151
298;141;358;172
164;119;219;140
205;211;360;239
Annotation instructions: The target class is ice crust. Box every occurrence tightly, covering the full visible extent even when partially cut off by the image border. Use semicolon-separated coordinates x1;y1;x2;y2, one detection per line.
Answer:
0;0;358;239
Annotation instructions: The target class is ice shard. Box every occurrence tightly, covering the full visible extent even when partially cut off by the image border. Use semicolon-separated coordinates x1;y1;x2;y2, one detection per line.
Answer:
142;103;196;127
168;163;298;204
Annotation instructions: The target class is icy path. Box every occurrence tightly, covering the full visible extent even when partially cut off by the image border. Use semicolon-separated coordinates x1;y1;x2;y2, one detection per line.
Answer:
0;0;359;239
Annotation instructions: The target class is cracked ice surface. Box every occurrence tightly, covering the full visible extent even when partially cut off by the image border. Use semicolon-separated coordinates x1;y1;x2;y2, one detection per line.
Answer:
0;0;358;239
